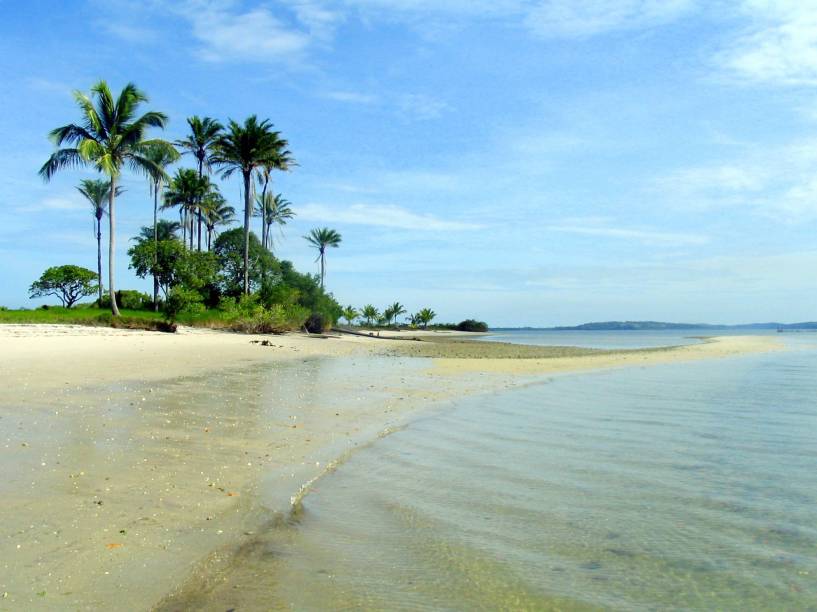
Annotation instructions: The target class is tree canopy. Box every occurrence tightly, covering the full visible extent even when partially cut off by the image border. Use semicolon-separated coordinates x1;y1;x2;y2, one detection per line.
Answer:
29;265;98;308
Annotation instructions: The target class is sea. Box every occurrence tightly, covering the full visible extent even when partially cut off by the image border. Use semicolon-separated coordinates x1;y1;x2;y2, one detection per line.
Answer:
202;330;817;610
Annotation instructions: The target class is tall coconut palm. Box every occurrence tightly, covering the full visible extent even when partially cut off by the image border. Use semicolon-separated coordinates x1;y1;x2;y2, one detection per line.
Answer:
137;219;181;242
255;140;294;250
417;307;436;329
304;227;342;289
255;193;295;253
361;305;379;327
39;80;173;316
201;192;235;250
385;302;406;327
162;168;209;249
341;305;359;326
212;116;287;294
143;144;179;310
76;179;122;304
175;116;223;251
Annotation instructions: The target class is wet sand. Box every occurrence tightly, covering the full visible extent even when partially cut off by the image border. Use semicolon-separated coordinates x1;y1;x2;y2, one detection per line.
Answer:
0;325;782;609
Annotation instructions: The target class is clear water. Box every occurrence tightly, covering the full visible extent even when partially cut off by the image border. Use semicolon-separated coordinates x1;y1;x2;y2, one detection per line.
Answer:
223;340;817;610
480;328;781;349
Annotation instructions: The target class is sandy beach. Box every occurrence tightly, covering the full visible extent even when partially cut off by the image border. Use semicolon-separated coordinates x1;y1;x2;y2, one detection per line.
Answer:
0;326;783;609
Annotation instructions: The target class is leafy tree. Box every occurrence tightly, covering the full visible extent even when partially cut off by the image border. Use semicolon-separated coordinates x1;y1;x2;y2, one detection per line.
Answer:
255;193;294;253
175;116;223;250
76;179;122;303
129;229;218;303
361;304;379;327
416;307;436;329
213;228;277;296
143;143;179;309
212;116;288;294
39;80;174;316
341;305;359;325
304;227;342;288
29;265;98;308
128;234;187;298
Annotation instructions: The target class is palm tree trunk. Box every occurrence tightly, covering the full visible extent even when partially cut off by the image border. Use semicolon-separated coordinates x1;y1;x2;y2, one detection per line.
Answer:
197;157;204;251
243;171;251;294
182;209;187;246
108;175;120;316
96;217;103;304
320;250;325;288
153;183;159;312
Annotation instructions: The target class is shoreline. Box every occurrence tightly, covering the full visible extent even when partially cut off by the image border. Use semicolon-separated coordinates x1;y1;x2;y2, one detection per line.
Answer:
0;325;784;609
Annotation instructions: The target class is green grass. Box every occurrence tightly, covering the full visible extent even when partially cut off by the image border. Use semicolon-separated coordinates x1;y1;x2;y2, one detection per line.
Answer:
0;304;272;332
0;304;180;331
0;305;162;323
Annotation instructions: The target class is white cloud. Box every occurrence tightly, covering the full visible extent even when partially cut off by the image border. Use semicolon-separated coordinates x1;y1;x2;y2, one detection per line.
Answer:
718;2;817;85
180;1;317;63
548;223;708;246
298;203;482;230
525;0;696;38
324;90;379;104
397;93;452;120
18;195;88;214
654;140;817;218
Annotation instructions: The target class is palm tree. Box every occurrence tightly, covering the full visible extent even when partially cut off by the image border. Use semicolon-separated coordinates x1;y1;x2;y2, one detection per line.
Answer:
417;308;436;329
143;144;179;310
175;116;223;250
255;193;294;253
162;168;209;249
385;302;406;327
304;227;342;289
341;305;359;326
255;140;294;250
212;116;287;294
137;219;181;242
76;179;122;304
361;304;379;327
39;80;173;315
201;192;235;250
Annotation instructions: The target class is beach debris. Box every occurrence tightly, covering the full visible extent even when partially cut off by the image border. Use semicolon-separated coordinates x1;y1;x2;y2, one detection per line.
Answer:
226;492;239;497
105;543;123;550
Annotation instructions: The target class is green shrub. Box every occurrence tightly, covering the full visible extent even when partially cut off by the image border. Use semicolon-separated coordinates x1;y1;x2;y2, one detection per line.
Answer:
455;319;489;332
99;290;153;311
118;290;152;310
230;304;309;334
163;287;204;322
304;312;329;333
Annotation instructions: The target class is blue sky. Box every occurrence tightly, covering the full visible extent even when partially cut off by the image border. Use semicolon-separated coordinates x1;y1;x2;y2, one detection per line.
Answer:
2;0;817;325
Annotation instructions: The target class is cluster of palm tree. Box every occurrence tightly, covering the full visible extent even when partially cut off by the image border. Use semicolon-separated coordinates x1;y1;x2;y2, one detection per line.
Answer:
342;303;437;329
40;80;344;315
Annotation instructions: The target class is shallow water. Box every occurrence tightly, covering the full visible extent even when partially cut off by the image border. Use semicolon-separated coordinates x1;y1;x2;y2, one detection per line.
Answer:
480;328;782;349
212;339;817;610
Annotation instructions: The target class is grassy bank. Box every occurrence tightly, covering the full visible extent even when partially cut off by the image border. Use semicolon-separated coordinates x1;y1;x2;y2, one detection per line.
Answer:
0;304;306;334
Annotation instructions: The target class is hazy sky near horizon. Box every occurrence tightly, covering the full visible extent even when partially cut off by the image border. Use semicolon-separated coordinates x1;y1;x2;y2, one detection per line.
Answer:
2;0;817;325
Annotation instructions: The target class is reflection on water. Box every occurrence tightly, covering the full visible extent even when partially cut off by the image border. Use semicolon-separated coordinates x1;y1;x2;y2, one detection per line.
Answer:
207;344;817;610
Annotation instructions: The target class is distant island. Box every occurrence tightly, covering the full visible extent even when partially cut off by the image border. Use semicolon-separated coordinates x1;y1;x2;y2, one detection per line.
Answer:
503;321;817;331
